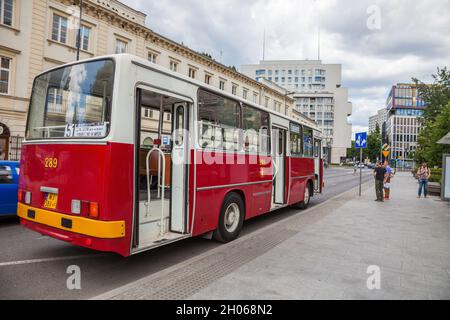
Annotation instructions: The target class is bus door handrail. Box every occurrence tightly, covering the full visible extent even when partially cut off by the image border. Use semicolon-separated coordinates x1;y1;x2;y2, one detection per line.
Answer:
271;157;279;181
145;147;166;236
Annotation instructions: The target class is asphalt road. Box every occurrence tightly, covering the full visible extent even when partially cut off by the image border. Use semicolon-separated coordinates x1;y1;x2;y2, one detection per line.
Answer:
0;167;373;299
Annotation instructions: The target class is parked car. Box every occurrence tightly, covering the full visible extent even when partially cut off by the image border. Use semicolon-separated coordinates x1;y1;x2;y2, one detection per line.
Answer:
366;163;375;169
0;161;20;216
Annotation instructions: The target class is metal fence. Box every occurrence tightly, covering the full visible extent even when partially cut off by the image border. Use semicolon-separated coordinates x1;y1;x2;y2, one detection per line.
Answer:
9;135;24;161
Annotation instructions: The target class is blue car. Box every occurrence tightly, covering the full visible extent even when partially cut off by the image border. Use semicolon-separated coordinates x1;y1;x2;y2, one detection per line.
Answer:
0;161;20;216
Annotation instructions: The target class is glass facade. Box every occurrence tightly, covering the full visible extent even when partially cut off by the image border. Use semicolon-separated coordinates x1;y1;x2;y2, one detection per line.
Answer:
386;84;426;161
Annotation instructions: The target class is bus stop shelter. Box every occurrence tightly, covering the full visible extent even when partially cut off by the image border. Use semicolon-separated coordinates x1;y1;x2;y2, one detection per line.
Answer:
437;132;450;202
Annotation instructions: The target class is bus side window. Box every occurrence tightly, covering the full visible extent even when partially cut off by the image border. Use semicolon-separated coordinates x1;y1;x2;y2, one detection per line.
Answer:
198;89;240;151
290;123;302;156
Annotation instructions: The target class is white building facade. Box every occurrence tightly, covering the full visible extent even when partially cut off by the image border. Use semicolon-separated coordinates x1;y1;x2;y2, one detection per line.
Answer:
369;108;387;134
241;60;352;164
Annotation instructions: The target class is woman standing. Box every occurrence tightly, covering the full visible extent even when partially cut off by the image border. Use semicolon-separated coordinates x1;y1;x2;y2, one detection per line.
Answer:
384;160;393;200
417;163;431;198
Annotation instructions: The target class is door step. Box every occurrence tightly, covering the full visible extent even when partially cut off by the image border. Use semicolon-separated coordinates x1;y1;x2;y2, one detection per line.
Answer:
134;232;191;253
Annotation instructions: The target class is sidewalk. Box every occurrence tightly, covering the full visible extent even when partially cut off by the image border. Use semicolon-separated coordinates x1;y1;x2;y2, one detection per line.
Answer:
96;172;450;300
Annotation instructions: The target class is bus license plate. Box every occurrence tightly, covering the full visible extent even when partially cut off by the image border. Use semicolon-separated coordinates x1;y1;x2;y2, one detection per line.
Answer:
44;193;58;209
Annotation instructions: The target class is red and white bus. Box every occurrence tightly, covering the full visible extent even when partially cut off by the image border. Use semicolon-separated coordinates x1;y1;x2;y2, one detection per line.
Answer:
18;54;324;257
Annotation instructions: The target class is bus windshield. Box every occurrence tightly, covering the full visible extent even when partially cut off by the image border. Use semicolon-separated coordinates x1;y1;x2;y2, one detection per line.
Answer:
26;59;114;140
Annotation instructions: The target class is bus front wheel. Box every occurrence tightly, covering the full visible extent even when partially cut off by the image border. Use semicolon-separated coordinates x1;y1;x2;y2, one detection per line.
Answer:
213;192;245;243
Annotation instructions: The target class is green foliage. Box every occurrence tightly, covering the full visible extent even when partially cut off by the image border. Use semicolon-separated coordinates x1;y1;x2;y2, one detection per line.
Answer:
413;67;450;167
415;101;450;167
429;168;443;183
366;125;382;162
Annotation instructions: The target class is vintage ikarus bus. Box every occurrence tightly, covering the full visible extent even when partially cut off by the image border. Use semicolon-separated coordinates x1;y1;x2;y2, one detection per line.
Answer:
18;54;324;256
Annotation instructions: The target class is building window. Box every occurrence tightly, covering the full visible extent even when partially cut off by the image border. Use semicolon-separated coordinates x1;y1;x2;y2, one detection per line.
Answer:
76;25;91;51
232;84;238;95
115;39;127;54
204;74;211;85
253;93;258;103
143;108;153;118
148;51;158;63
51;14;68;44
188;67;196;79
0;0;13;26
0;56;11;94
47;88;64;113
219;80;225;90
243;89;248;100
170;60;178;72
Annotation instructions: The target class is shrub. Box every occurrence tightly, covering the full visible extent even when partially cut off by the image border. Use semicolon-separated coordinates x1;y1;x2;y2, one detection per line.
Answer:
429;168;442;184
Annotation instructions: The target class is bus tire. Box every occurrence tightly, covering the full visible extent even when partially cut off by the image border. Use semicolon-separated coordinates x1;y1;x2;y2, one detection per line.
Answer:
213;192;245;243
297;182;312;210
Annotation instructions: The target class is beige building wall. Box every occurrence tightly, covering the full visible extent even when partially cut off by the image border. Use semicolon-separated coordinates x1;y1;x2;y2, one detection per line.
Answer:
0;0;294;160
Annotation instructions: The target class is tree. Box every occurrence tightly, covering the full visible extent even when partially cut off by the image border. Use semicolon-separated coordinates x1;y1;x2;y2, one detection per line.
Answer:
413;67;450;123
413;68;450;167
366;125;382;162
415;101;450;166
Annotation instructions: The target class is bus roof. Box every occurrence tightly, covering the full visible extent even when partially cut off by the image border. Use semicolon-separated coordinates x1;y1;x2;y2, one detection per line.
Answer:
35;54;322;135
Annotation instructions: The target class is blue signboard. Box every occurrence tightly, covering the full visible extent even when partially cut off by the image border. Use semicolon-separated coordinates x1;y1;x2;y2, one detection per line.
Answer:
355;132;367;149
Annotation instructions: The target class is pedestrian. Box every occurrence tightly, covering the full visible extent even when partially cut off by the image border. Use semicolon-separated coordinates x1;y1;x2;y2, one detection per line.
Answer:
417;163;431;198
383;160;393;200
373;161;387;202
353;163;358;175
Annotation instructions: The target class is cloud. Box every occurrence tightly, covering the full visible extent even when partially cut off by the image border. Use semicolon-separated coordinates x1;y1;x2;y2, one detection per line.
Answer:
122;0;450;133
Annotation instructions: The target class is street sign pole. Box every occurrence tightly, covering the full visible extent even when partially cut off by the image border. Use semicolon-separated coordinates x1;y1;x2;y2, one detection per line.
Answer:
355;132;367;197
359;147;362;196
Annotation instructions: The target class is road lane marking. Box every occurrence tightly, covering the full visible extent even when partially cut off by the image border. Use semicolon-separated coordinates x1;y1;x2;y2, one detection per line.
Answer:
0;253;108;267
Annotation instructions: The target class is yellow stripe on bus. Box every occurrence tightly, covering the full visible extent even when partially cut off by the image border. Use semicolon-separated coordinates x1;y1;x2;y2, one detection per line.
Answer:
17;203;125;239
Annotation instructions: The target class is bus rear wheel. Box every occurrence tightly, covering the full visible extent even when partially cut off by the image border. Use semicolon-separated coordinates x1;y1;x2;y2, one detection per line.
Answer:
213;192;245;243
297;182;312;210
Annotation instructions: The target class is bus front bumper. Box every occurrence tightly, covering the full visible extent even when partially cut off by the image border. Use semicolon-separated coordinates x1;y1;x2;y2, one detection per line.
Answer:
17;203;125;239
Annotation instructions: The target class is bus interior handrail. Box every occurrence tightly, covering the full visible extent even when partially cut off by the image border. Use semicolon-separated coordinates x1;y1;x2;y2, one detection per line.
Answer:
145;147;166;237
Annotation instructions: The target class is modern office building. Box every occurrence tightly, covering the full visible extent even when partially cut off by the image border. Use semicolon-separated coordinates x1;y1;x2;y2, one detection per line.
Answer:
0;0;296;160
369;108;387;134
241;60;353;164
385;83;426;164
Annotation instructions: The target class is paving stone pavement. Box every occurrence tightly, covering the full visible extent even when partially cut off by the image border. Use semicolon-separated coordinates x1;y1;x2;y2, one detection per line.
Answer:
96;172;450;300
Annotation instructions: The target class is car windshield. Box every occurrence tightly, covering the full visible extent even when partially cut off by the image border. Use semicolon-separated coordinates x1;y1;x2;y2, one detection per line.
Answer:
26;59;114;139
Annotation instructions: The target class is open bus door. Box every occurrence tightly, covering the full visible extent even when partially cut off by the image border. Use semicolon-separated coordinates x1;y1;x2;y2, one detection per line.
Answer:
314;138;323;193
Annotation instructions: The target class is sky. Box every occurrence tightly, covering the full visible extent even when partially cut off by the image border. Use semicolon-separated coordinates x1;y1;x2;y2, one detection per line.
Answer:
121;0;450;136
